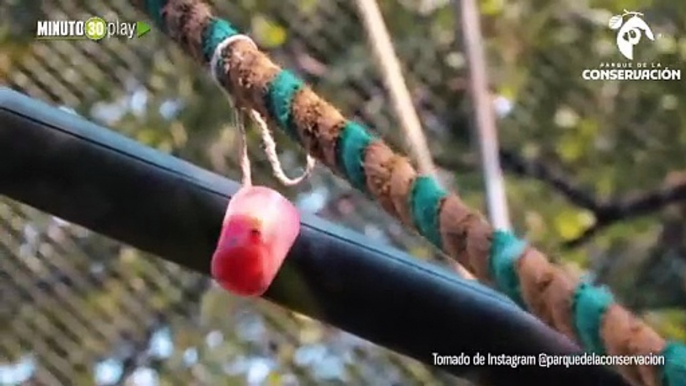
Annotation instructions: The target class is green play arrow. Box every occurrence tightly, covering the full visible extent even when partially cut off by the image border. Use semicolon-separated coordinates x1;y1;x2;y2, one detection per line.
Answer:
136;21;151;38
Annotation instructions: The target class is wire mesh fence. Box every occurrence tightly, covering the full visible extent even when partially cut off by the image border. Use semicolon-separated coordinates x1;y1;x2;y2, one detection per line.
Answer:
1;0;685;385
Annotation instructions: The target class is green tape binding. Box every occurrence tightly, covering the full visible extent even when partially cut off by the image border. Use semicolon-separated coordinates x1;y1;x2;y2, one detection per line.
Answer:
572;282;614;354
266;70;304;141
145;0;167;31
662;342;686;386
489;231;527;307
201;18;239;64
409;176;447;247
337;121;374;192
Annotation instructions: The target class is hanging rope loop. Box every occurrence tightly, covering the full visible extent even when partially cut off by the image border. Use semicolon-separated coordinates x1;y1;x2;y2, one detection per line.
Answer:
210;34;315;187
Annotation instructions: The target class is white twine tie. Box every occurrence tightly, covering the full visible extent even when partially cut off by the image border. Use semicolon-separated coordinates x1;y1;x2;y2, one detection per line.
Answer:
209;34;315;187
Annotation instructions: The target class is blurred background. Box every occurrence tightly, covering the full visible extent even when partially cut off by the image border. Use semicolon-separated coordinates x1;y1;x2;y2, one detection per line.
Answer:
1;0;685;385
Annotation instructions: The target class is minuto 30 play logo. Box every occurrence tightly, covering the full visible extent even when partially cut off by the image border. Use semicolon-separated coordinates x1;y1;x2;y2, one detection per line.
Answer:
35;17;151;41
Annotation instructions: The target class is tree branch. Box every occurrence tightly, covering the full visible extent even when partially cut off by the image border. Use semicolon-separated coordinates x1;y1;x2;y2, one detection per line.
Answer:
436;151;686;247
564;175;686;248
498;150;601;212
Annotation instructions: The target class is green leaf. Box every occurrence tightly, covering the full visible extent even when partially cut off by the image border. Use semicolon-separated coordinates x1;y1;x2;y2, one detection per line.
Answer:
554;208;595;241
480;0;504;16
253;16;287;48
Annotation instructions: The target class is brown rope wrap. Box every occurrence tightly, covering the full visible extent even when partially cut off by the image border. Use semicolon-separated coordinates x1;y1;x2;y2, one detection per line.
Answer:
292;88;346;171
517;248;577;342
164;0;212;63
136;1;673;384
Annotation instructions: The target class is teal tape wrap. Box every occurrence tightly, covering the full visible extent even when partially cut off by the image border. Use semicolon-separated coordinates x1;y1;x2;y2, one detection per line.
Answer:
266;70;304;141
572;282;614;354
662;342;686;386
489;231;527;307
202;18;239;64
337;121;374;192
145;0;167;30
409;177;447;247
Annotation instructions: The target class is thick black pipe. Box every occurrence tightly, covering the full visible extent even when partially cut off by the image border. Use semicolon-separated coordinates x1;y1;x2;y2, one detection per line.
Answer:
0;88;628;386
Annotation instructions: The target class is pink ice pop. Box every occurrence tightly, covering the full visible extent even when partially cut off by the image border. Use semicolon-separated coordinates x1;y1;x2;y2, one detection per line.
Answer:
211;186;300;296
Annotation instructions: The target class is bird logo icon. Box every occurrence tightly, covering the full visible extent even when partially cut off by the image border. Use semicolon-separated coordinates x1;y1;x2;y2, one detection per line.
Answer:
608;10;655;60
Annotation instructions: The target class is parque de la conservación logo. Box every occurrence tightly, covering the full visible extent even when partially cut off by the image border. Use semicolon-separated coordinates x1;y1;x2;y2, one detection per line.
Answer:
35;17;151;41
581;10;681;81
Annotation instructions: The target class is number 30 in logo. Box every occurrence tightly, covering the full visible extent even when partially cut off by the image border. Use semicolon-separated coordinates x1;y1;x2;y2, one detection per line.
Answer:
85;17;107;41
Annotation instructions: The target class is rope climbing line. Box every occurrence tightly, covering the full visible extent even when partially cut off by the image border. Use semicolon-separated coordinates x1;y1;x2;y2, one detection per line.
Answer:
130;1;686;385
456;0;512;231
353;0;438;179
353;0;474;280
